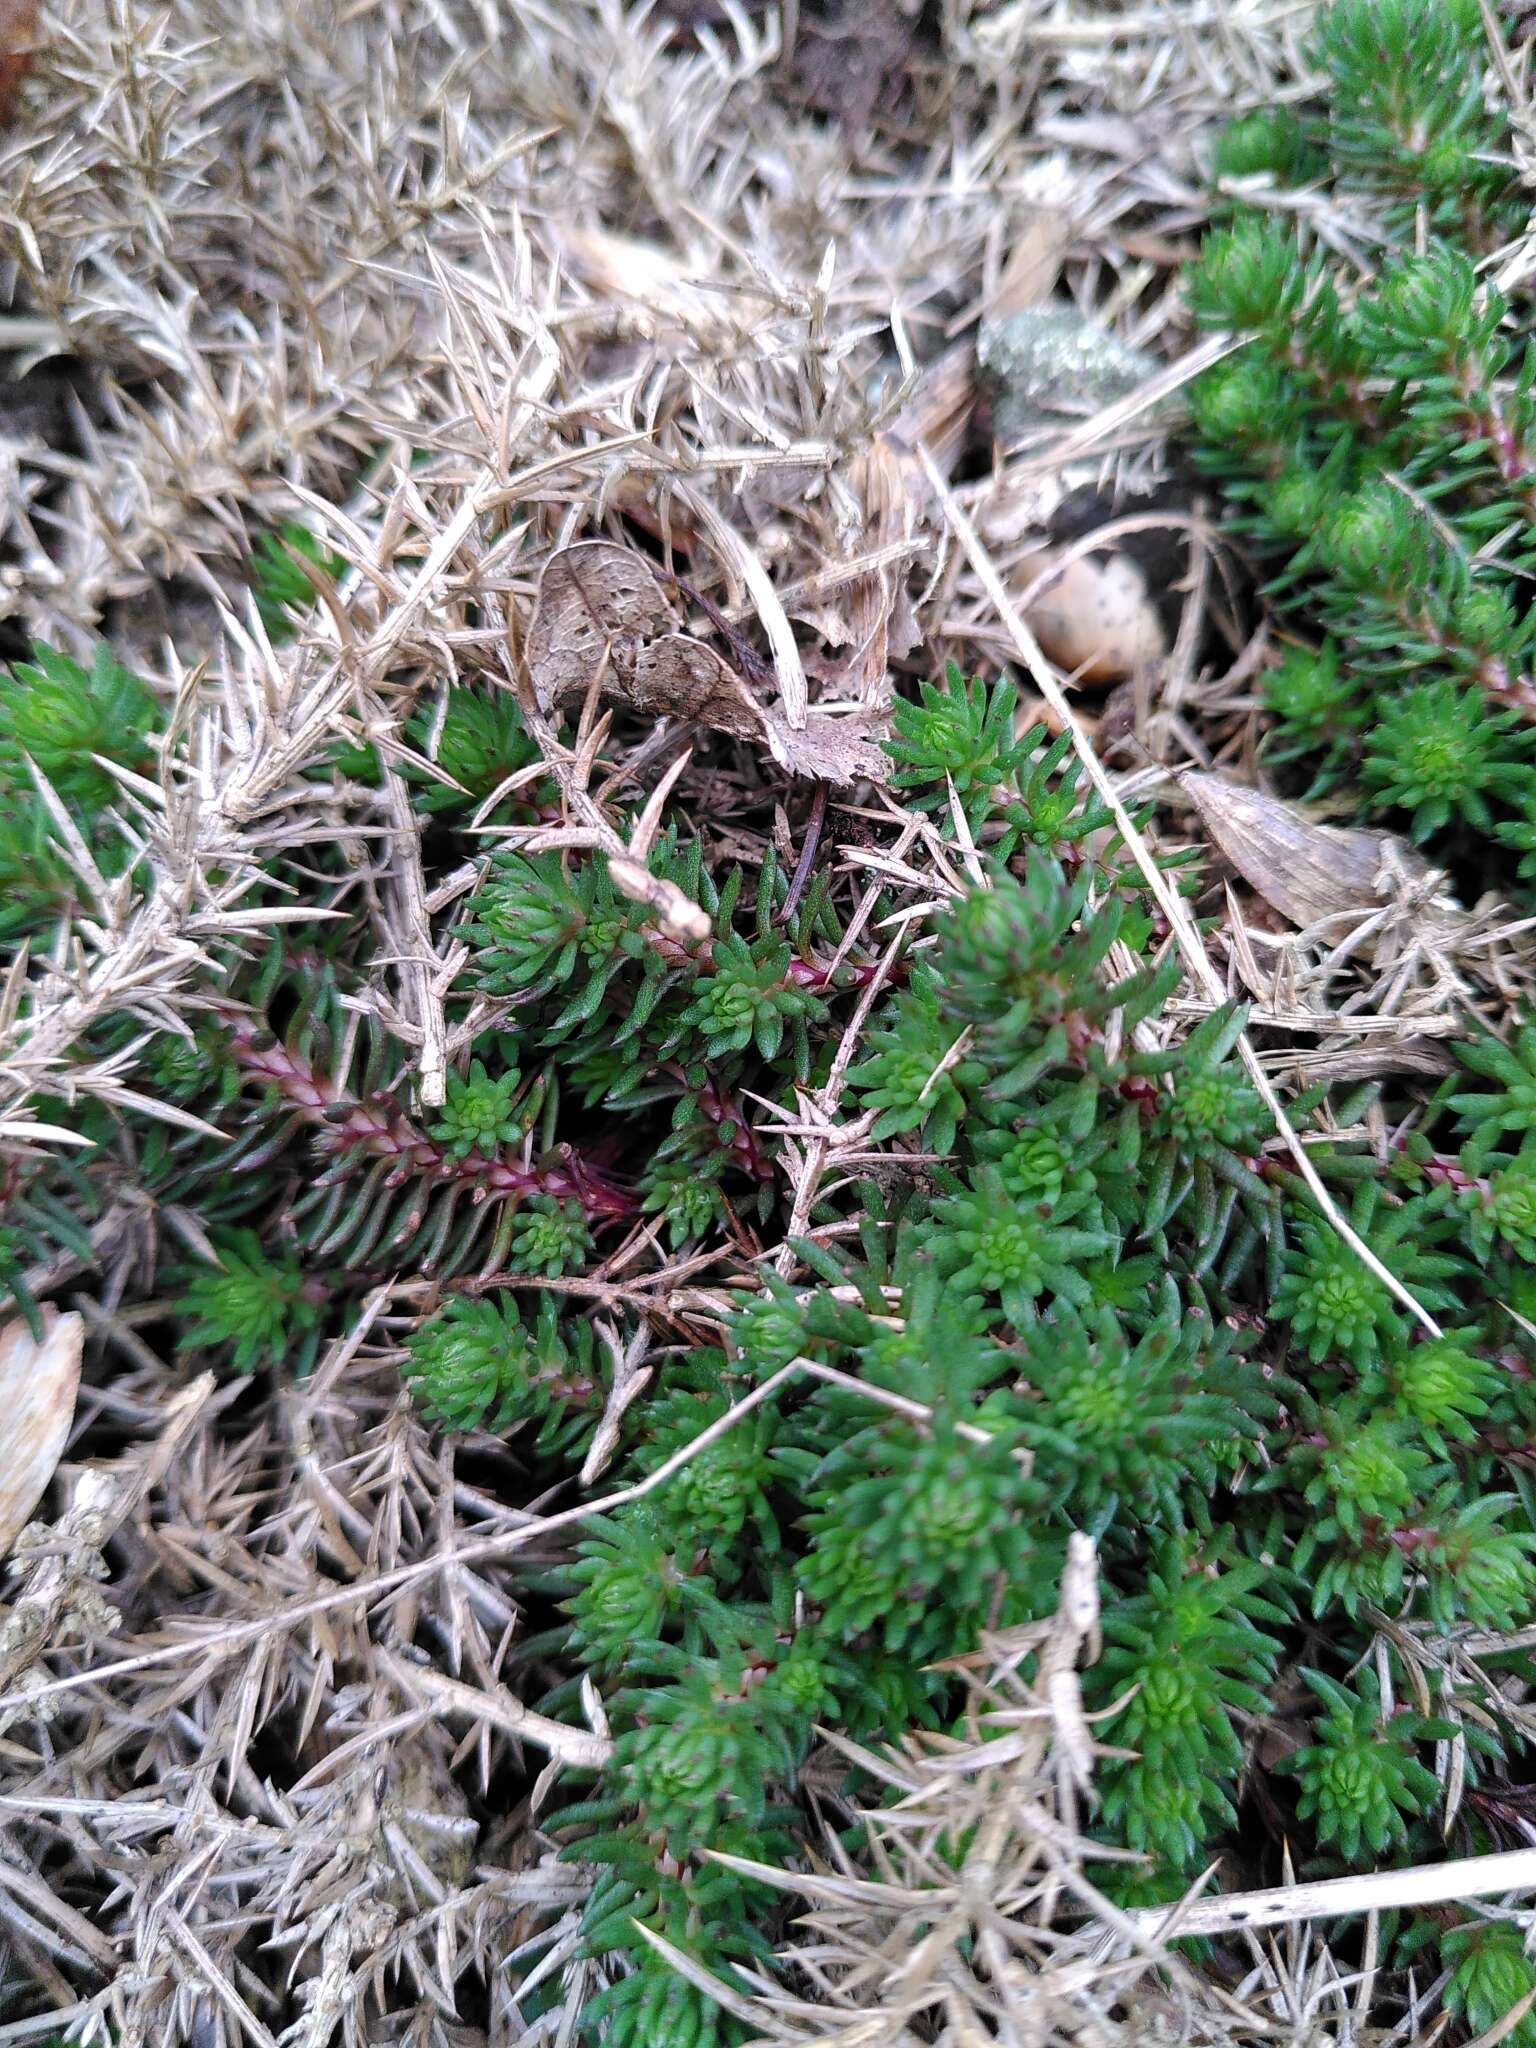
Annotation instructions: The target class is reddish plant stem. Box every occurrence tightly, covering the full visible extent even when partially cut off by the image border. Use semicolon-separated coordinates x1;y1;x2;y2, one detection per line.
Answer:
672;1066;772;1183
786;955;891;995
1117;1072;1162;1116
1383;586;1536;722
1285;332;1383;437
225;1014;636;1222
1459;376;1536;504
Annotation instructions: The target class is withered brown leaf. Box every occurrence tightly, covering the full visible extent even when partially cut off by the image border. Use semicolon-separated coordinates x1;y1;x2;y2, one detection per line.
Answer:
526;539;888;786
759;703;889;784
634;634;758;735
1182;772;1434;930
526;539;674;710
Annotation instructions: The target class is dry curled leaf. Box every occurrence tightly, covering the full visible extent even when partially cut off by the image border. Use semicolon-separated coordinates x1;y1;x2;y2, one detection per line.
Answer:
786;0;919;135
1181;772;1436;930
635;633;759;735
760;701;889;784
526;539;672;700
526;540;888;785
0;1310;83;1560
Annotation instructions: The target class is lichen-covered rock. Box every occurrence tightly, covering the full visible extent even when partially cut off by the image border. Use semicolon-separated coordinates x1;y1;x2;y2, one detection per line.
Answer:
977;306;1160;450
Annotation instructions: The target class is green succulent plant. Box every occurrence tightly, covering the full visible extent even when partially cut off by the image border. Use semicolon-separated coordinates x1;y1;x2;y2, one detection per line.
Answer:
1186;0;1536;891
10;13;1536;2040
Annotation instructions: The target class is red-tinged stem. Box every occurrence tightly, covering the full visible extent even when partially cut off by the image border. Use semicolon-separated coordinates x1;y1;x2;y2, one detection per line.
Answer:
1118;1072;1161;1116
1427;318;1536;511
786;955;891;995
661;1064;772;1182
1381;586;1536;723
225;1015;636;1222
1462;381;1536;505
1479;663;1536;721
1411;1151;1489;1198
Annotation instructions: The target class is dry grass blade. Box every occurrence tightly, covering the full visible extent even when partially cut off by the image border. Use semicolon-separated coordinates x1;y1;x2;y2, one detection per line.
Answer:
1118;1846;1536;1942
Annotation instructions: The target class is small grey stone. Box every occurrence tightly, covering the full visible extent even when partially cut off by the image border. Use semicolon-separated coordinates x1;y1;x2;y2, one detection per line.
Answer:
977;307;1161;450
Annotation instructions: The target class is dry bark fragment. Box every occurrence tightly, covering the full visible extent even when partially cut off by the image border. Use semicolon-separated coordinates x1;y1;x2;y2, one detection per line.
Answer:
0;0;37;123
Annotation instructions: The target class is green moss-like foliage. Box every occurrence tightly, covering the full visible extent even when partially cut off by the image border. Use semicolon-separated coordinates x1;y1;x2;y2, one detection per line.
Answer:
7;612;1536;2043
250;521;348;641
393;678;1535;2042
0;641;161;950
1188;0;1536;891
11;642;1536;2042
